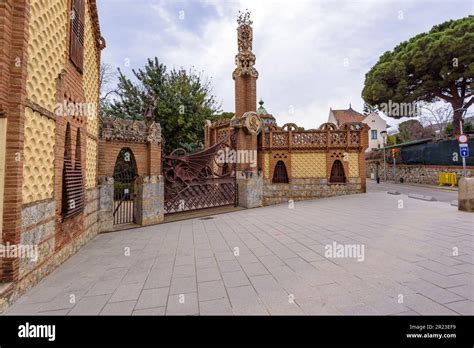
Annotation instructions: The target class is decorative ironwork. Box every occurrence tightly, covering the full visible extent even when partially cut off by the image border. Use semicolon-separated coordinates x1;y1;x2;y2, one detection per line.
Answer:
113;148;137;225
62;156;85;219
163;133;237;214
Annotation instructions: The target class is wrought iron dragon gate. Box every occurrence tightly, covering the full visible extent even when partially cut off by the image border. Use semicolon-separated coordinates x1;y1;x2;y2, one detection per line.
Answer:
163;133;237;215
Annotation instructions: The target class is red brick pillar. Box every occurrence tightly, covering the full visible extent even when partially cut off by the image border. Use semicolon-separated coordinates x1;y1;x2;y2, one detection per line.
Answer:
0;0;29;283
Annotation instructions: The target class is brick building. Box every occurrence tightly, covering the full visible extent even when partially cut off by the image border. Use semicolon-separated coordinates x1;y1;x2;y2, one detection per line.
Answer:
0;0;105;307
205;11;369;207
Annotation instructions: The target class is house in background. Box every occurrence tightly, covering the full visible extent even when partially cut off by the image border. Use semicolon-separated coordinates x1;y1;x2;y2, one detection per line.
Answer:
328;106;387;152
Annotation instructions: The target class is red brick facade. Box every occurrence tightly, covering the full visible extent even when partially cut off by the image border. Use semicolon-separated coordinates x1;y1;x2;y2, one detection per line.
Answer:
0;1;103;285
0;0;30;282
98;140;161;178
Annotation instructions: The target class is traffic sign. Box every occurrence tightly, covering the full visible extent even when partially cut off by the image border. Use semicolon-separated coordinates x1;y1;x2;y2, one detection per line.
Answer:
458;134;468;144
460;145;469;158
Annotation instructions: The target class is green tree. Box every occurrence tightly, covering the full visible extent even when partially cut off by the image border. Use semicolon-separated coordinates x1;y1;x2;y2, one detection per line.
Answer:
362;16;474;135
104;58;221;152
387;135;397;146
396;119;433;143
444;123;454;137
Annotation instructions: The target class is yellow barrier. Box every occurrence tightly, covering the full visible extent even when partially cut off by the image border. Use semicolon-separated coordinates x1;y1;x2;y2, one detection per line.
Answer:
438;173;457;187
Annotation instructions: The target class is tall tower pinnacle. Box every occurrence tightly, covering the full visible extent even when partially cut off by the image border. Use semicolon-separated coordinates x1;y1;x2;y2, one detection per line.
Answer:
233;10;258;118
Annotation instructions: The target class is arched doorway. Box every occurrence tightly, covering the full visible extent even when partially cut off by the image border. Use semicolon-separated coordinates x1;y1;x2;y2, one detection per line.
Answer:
272;160;289;184
330;160;346;183
113;148;138;225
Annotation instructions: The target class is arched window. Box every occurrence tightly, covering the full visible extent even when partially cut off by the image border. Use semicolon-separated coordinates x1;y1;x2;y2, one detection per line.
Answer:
272;160;289;184
330;160;346;183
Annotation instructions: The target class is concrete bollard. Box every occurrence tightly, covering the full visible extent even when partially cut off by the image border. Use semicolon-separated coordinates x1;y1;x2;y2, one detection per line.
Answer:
458;177;474;212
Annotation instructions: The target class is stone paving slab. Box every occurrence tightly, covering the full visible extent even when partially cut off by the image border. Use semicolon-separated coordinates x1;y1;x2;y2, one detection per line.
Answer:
3;190;474;315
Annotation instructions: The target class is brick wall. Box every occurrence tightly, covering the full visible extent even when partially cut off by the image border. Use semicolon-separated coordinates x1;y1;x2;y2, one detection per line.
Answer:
0;0;29;282
98;140;158;177
0;0;104;303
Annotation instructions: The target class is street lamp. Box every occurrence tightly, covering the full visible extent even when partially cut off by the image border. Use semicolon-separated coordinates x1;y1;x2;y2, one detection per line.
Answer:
454;107;468;177
381;130;388;182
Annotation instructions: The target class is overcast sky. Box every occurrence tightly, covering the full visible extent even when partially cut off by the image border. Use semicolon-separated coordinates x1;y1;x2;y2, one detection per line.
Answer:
97;0;472;130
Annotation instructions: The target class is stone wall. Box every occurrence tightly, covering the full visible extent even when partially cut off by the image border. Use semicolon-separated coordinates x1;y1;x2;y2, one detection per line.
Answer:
7;188;100;308
366;160;474;185
263;178;363;206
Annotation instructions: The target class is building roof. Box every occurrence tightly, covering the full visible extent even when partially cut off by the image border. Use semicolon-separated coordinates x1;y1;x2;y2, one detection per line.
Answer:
330;106;365;124
257;99;267;115
256;99;275;120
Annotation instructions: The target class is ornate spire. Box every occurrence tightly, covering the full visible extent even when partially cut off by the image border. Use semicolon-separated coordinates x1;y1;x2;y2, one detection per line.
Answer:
237;10;253;26
257;99;267;115
233;10;258;80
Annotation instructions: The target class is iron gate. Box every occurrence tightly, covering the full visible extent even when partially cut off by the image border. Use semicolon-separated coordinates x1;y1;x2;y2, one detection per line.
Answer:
113;148;137;224
163;133;237;215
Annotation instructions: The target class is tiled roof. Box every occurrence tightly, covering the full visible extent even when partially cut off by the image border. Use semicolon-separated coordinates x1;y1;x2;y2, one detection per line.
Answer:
331;108;365;124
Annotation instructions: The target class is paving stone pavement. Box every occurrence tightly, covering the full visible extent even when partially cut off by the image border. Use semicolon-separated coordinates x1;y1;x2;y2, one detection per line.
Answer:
4;190;474;315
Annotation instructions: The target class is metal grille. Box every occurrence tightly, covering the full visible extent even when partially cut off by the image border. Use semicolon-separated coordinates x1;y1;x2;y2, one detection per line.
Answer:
113;149;137;225
272;160;289;183
62;157;85;219
330;160;346;183
163;133;237;215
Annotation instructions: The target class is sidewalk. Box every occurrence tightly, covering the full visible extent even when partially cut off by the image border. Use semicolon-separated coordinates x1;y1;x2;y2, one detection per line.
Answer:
369;179;458;192
3;190;473;315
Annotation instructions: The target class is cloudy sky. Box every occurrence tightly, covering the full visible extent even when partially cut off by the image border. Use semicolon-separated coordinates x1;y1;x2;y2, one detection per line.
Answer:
97;0;472;130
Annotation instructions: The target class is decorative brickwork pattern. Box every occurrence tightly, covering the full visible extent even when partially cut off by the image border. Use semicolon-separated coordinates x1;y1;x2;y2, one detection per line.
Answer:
84;2;99;138
26;0;68;111
22;108;55;204
348;152;359;177
291;153;326;178
264;153;270;178
86;136;97;188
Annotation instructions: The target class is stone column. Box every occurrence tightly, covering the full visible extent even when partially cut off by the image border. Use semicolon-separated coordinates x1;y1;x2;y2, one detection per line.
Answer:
237;171;262;208
134;175;164;225
98;176;114;232
458;177;474;212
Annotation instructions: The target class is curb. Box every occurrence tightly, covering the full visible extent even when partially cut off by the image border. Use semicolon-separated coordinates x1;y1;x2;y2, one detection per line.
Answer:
408;193;437;202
